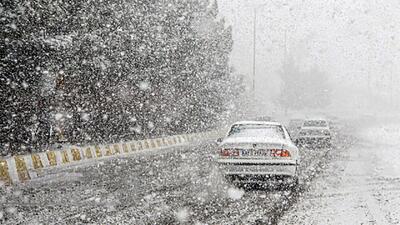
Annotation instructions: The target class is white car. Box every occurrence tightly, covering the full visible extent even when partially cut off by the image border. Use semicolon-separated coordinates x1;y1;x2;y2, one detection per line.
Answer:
216;121;300;187
296;119;332;147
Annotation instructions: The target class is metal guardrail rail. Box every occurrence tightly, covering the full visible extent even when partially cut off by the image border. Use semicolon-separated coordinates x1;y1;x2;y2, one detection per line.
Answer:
0;130;221;185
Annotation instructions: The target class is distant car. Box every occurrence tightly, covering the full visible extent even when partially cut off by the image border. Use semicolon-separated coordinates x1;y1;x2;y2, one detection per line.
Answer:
296;119;331;147
254;116;273;122
216;121;300;187
287;119;304;137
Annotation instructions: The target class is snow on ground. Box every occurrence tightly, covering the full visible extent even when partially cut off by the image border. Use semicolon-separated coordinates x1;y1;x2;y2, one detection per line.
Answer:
279;121;400;225
0;124;353;224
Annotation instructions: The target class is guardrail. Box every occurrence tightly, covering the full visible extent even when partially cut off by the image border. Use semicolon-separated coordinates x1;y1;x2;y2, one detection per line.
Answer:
0;130;220;185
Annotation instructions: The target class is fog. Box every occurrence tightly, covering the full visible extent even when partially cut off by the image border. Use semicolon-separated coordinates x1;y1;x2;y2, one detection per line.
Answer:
218;0;400;116
3;1;400;224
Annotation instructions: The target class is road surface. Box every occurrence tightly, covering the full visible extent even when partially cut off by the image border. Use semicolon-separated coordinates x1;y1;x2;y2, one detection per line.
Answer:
279;122;400;225
1;126;352;225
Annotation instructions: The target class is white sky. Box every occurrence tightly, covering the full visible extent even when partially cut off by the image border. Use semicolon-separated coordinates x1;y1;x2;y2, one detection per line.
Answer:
218;0;400;111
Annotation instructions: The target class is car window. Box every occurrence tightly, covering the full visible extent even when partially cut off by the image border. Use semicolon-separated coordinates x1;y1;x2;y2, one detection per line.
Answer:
303;120;328;127
228;124;285;139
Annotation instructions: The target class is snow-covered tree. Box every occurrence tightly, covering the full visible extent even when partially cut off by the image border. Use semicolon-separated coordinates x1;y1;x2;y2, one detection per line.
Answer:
1;0;236;154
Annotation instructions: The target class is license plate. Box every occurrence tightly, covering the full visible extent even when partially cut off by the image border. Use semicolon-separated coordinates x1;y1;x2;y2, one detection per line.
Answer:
241;149;270;157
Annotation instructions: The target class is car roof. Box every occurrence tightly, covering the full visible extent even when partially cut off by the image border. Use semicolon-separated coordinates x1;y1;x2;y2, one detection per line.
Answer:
231;121;282;126
301;126;330;130
304;118;328;121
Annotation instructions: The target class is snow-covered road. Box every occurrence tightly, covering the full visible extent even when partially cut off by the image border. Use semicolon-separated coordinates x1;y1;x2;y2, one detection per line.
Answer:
1;125;353;225
280;122;400;225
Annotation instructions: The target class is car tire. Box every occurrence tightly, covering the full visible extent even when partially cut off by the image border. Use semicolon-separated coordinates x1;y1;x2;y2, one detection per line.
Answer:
277;176;299;191
288;176;300;191
225;175;234;183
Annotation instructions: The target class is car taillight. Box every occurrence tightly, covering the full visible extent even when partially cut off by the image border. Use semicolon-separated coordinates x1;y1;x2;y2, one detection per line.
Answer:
270;149;291;157
220;149;239;157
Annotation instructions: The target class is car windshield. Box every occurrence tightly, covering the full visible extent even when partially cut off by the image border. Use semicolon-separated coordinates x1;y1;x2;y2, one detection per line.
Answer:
228;124;285;139
303;120;328;127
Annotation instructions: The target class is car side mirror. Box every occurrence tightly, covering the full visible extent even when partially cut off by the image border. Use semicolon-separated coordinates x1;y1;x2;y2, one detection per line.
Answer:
216;137;223;144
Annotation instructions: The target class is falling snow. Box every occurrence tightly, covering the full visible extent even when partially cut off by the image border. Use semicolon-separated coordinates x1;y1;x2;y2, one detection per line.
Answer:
1;0;400;224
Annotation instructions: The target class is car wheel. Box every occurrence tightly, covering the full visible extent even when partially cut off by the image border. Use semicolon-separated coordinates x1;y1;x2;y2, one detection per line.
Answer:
277;176;299;191
287;176;299;191
225;175;235;183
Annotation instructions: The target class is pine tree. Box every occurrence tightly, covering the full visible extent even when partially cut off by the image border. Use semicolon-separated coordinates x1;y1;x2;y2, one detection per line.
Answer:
0;0;236;154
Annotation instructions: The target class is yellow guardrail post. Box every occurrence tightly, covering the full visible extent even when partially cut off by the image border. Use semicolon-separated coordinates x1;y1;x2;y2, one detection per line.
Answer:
137;141;143;150
61;150;70;164
105;145;113;156
14;156;30;182
31;154;43;169
71;148;82;161
122;143;129;153
162;138;168;146
143;140;150;149
150;140;156;148
164;138;169;146
0;159;12;185
46;151;57;166
85;147;93;159
156;139;162;148
130;142;136;151
113;144;121;154
95;146;102;158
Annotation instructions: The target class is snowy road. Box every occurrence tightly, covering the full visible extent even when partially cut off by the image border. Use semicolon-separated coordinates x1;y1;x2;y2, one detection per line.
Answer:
280;122;400;225
2;126;353;225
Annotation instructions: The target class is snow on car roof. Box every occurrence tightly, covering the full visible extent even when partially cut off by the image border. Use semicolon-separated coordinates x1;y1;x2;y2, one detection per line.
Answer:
304;118;328;121
301;126;330;130
232;121;282;126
